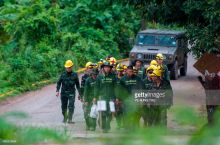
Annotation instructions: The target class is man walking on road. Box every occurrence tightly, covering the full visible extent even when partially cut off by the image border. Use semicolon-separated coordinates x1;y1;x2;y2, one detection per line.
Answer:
95;61;116;133
56;60;81;123
120;66;144;129
80;62;94;100
133;59;145;79
83;68;99;131
156;53;170;82
147;67;173;126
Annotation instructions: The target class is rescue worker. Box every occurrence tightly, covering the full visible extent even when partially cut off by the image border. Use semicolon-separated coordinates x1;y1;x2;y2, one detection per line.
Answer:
147;67;173;126
122;65;127;75
56;60;81;123
92;63;98;69
114;63;126;129
142;65;155;127
133;59;145;79
156;53;170;82
83;68;99;131
150;60;158;66
120;66;144;129
109;57;117;74
143;65;157;89
81;62;94;128
95;61;116;133
80;62;94;100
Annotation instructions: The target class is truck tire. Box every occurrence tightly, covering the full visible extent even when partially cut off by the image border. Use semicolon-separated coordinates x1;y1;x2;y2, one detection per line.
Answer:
180;57;187;76
170;60;178;80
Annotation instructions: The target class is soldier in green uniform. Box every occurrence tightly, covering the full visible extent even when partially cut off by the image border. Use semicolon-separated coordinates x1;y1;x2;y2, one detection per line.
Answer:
120;65;144;129
80;62;94;100
147;67;173;126
114;63;126;129
142;65;154;127
95;61;116;133
133;59;146;79
83;68;99;131
56;60;81;123
156;53;170;82
81;62;95;129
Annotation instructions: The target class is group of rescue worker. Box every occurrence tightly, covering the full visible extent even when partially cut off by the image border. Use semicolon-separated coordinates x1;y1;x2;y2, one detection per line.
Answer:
56;53;173;133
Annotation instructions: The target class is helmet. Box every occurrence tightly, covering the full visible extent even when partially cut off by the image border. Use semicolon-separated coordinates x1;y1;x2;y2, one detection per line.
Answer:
101;61;112;68
92;63;98;68
156;53;164;60
149;67;162;77
116;63;124;71
109;57;117;65
150;60;158;66
146;65;157;72
64;60;74;68
85;62;93;68
123;65;127;70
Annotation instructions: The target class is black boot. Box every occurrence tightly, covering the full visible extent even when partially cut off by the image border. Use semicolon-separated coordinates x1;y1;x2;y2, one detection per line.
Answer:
62;111;68;123
68;112;75;124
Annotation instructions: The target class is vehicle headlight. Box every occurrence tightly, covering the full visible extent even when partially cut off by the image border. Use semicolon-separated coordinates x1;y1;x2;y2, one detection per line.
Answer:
136;53;143;59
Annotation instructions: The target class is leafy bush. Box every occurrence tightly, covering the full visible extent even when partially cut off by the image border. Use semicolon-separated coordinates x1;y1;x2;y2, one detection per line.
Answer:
0;0;141;95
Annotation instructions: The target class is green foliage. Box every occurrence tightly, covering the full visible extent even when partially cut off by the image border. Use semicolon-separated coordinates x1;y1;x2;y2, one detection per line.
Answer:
184;0;220;58
188;110;220;145
121;0;220;58
0;0;140;94
0;113;67;145
1;0;218;96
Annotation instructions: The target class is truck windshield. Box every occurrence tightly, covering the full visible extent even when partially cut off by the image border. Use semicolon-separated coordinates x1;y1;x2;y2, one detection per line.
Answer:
136;34;176;47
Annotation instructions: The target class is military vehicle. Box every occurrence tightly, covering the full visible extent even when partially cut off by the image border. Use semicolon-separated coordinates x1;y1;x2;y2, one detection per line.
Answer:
129;29;188;80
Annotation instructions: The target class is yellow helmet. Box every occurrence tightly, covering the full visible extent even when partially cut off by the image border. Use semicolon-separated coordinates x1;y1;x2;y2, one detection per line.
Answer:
156;53;164;60
150;60;158;66
109;57;117;65
123;65;127;70
85;62;93;68
146;65;157;72
64;60;74;68
157;65;165;73
149;67;162;77
116;63;124;71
